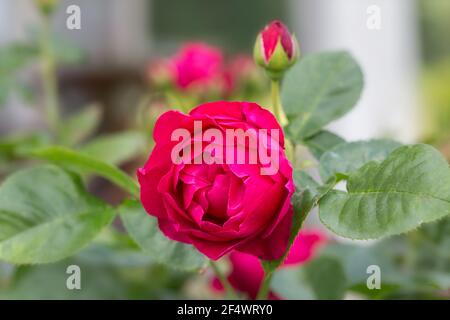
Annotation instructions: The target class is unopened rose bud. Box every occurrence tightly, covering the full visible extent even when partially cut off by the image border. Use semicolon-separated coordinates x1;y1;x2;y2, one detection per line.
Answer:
254;20;299;80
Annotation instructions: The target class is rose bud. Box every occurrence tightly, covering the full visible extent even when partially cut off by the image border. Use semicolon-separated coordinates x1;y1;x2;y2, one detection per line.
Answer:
254;20;299;80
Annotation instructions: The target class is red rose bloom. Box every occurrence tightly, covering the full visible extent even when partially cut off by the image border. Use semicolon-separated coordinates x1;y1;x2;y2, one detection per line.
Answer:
138;101;294;260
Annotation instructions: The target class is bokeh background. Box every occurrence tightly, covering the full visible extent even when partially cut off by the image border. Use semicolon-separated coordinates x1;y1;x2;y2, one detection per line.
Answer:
2;0;450;146
0;0;449;299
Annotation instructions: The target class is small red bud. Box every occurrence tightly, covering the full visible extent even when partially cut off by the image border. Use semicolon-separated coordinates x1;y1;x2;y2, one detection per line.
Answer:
254;20;299;80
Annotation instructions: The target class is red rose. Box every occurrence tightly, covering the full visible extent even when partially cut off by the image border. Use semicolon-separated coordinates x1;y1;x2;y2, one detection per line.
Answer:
138;101;294;260
212;230;327;299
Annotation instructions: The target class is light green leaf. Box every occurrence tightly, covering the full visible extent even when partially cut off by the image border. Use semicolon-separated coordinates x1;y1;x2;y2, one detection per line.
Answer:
52;37;84;64
59;104;102;146
0;43;38;106
31;146;138;196
319;241;428;299
0;252;188;299
319;139;402;182
303;130;345;160
0;261;128;299
80;131;146;165
319;144;450;239
0;133;49;160
0;133;50;175
282;51;363;140
119;199;207;272
0;43;37;73
319;242;405;288
293;170;320;192
420;271;450;291
0;165;115;264
75;244;153;267
271;256;347;300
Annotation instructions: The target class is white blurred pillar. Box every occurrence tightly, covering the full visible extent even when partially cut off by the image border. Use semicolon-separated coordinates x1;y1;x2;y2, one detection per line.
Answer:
289;0;421;143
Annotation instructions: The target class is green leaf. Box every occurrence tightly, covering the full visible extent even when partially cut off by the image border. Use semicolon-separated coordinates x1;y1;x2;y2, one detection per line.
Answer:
293;170;320;192
31;146;139;196
0;253;189;299
319;139;402;182
261;171;330;272
0;43;37;75
80;131;146;165
0;43;38;106
271;256;347;300
282;51;363;140
319;242;405;288
0;133;50;175
279;235;448;299
119;199;207;272
319;144;450;240
0;261;128;299
75;244;154;267
0;165;115;264
59;104;102;146
303;130;345;160
0;133;50;161
52;37;84;64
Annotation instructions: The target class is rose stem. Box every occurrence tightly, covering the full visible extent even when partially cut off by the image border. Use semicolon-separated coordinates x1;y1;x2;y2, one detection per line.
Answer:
256;271;273;300
271;80;281;122
270;79;287;126
209;260;238;299
40;12;60;139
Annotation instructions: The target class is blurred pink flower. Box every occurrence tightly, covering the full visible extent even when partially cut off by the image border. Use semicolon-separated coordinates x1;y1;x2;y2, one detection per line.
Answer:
171;43;228;93
147;58;174;88
148;44;269;98
211;229;327;299
227;55;258;85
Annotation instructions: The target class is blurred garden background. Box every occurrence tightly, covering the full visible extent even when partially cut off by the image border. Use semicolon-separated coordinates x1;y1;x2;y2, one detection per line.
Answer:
0;0;449;299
